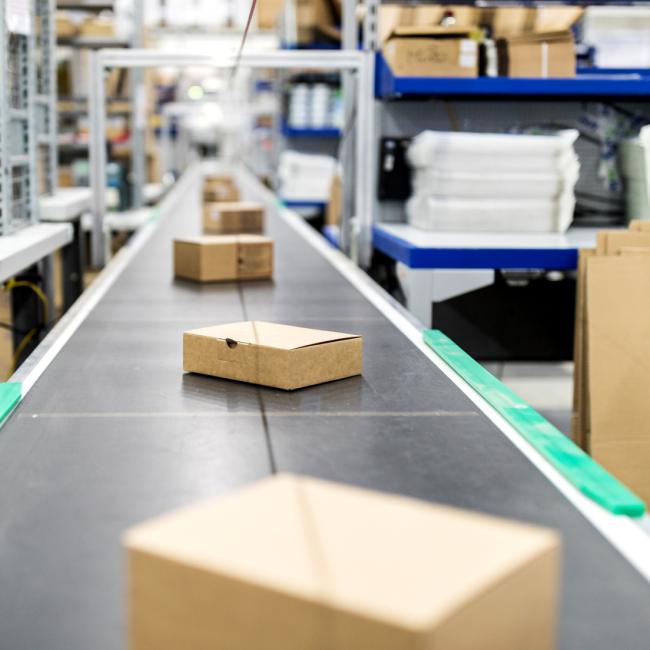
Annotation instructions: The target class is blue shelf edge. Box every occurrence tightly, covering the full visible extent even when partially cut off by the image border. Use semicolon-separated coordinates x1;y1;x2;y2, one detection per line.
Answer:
323;225;340;249
283;199;327;210
375;52;650;99
372;225;579;270
281;123;341;138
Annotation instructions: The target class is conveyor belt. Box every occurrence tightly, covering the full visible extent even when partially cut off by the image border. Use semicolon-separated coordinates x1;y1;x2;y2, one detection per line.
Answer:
0;164;649;650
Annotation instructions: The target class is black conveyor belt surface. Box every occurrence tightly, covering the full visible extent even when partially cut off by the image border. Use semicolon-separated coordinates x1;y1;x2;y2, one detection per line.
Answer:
0;167;648;650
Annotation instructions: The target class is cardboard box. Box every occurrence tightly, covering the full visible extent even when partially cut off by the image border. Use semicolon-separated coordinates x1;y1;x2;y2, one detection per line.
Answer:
203;175;240;203
378;5;480;44
183;321;362;390
382;26;480;78
587;253;650;503
203;202;264;235
55;13;78;39
174;236;273;283
79;16;115;38
326;172;342;226
572;226;650;502
257;0;284;30
125;474;560;650
497;31;576;78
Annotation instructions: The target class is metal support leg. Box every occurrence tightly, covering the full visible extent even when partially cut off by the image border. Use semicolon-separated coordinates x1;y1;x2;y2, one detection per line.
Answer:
89;50;107;268
61;216;84;310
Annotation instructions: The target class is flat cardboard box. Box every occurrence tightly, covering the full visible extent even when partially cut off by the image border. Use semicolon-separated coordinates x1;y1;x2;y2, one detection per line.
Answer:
125;474;560;650
183;321;362;390
203;175;240;203
382;26;480;78
203;202;264;235
497;31;575;78
587;253;650;502
174;236;273;283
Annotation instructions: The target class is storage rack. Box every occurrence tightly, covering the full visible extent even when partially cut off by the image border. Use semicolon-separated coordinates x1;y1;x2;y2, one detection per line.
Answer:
351;1;650;328
0;0;37;236
35;0;58;196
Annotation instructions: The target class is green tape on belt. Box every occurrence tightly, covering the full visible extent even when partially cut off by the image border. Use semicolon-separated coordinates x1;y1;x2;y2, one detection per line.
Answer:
423;330;646;518
0;382;22;426
148;208;162;224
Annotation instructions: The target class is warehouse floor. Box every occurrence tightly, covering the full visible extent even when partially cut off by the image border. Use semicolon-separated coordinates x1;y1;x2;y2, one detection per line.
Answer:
484;362;573;436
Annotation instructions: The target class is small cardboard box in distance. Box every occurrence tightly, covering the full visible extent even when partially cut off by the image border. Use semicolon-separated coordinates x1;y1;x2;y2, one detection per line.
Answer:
203;202;264;235
174;236;273;283
203;175;240;203
125;474;561;650
382;26;480;78
183;321;362;390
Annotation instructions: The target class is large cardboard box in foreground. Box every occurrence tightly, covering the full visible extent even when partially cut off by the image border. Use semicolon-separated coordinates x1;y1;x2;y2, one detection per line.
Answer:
203;175;240;203
174;236;273;283
382;26;480;78
183;321;362;390
203;202;264;235
125;474;560;650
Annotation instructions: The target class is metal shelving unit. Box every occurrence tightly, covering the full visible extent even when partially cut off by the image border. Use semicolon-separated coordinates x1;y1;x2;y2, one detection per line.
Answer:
35;0;58;196
0;0;37;235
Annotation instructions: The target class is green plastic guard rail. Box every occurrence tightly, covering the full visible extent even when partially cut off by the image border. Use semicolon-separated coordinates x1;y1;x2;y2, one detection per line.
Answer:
0;382;22;426
423;330;646;518
147;208;163;224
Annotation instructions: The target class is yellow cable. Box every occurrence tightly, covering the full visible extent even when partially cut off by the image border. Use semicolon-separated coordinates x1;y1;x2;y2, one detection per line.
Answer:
8;327;38;377
3;279;49;324
2;279;51;376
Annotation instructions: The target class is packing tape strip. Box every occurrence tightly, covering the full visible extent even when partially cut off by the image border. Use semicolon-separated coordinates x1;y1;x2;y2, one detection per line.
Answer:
0;382;22;426
423;329;646;518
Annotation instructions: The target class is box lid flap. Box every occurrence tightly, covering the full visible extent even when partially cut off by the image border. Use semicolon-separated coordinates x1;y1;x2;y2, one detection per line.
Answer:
175;235;271;246
502;30;573;44
125;474;559;629
391;25;476;38
204;201;264;210
187;321;360;350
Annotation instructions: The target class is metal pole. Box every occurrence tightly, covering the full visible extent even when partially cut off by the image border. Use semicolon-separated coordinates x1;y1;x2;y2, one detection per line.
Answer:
89;50;107;268
340;0;357;257
130;0;146;209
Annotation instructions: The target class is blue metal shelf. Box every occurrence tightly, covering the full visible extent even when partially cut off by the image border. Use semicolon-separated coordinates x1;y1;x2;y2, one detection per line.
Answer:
281;123;341;138
375;53;650;99
372;224;603;270
283;199;327;210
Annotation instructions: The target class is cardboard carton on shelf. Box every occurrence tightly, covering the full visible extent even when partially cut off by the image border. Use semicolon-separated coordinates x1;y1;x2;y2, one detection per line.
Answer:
497;30;576;78
378;4;481;44
78;16;115;38
382;26;481;78
55;13;78;39
183;321;362;390
125;474;560;650
203;175;240;203
257;0;284;30
203;202;264;235
173;235;273;283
